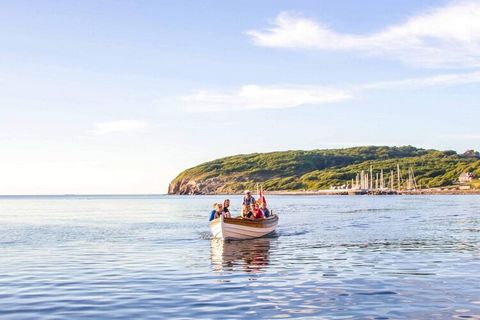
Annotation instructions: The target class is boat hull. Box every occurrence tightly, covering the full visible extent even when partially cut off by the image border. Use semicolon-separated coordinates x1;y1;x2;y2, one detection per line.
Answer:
209;215;278;240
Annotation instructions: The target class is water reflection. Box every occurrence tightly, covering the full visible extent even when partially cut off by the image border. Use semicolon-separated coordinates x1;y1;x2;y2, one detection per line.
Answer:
210;237;272;273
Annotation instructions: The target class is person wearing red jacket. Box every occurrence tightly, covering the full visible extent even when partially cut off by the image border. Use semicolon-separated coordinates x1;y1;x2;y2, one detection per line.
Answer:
252;202;264;220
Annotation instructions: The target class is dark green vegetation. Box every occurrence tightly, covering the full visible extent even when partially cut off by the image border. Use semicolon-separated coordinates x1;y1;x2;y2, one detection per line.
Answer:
168;146;480;194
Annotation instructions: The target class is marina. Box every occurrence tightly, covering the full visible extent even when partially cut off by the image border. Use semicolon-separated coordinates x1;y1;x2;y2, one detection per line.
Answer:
337;164;419;194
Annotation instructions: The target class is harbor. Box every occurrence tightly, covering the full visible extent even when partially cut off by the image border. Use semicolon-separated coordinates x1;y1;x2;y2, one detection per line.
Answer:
268;163;480;195
340;164;417;195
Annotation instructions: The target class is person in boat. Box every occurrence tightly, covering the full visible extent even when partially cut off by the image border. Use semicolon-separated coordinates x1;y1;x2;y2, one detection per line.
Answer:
259;201;270;218
223;199;231;218
252;202;265;220
209;203;224;221
242;203;253;219
242;190;256;216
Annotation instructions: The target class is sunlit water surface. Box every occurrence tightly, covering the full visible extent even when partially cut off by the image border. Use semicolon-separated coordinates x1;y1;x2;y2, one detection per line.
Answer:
1;195;480;319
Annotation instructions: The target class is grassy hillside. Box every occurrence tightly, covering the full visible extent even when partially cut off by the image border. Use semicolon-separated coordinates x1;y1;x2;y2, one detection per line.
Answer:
168;146;480;194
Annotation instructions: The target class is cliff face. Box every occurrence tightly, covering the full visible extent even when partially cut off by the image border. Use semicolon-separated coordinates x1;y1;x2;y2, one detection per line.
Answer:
167;146;480;194
168;177;228;195
168;178;201;195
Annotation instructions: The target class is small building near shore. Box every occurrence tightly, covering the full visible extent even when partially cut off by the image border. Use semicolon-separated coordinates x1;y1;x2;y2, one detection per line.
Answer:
459;172;475;183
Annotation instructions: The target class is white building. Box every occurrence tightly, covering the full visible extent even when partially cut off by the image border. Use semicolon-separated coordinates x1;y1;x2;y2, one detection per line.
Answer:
459;172;475;183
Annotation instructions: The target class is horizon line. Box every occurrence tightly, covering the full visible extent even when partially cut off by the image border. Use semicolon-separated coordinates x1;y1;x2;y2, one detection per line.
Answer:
0;193;169;197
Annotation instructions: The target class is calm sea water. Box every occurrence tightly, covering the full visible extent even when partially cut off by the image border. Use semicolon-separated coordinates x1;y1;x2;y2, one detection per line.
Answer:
0;195;479;319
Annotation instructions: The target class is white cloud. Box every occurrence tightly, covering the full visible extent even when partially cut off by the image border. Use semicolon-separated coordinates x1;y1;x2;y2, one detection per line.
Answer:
247;1;480;67
357;70;480;91
181;85;352;112
179;70;480;112
90;120;149;135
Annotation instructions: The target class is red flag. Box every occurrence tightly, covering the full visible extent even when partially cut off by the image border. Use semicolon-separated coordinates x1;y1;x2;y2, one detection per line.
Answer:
259;185;267;206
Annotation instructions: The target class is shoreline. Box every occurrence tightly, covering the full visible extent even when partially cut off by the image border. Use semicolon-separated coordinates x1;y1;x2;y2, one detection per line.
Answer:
267;189;480;196
170;186;480;196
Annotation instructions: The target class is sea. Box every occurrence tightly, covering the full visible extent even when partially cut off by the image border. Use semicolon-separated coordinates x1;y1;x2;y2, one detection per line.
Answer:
0;195;479;319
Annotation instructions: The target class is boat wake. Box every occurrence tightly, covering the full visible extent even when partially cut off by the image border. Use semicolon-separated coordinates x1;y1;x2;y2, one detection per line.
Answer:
275;230;309;237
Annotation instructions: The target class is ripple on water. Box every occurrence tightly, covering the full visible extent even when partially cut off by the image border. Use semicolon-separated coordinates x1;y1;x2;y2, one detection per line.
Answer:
0;195;480;319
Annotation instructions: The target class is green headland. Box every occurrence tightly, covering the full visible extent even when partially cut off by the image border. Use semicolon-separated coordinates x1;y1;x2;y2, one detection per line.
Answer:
168;146;480;195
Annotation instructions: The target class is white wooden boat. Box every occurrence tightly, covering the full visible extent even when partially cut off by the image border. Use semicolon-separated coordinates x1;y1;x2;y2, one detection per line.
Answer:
209;215;278;240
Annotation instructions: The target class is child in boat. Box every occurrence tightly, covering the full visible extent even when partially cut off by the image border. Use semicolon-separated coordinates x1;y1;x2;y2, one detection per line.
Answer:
209;203;224;221
243;204;253;219
223;199;232;218
259;201;270;218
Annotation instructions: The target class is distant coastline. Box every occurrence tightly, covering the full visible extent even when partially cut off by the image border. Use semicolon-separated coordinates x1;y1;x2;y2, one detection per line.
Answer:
168;146;480;195
168;188;480;196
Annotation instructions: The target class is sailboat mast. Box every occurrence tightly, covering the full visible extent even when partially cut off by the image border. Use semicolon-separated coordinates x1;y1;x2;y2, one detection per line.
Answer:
370;165;373;190
390;170;394;190
397;164;401;191
412;167;418;189
407;168;411;189
380;169;384;190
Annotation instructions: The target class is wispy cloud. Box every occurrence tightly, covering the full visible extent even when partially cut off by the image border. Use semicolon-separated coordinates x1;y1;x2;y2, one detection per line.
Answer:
247;1;480;68
356;70;480;91
179;70;480;112
90;120;149;135
181;85;352;112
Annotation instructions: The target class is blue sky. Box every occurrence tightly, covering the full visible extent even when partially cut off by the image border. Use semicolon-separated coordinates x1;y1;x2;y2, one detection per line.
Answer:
1;0;479;194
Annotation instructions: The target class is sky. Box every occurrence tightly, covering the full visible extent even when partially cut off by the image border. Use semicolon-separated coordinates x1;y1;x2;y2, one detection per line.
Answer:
1;0;480;194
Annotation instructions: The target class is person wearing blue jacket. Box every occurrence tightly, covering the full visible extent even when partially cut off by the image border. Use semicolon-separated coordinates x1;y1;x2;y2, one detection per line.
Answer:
209;203;223;221
260;201;270;218
242;190;256;216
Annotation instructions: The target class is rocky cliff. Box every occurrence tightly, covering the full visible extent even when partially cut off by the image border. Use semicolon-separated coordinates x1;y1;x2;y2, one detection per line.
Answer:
168;177;227;195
